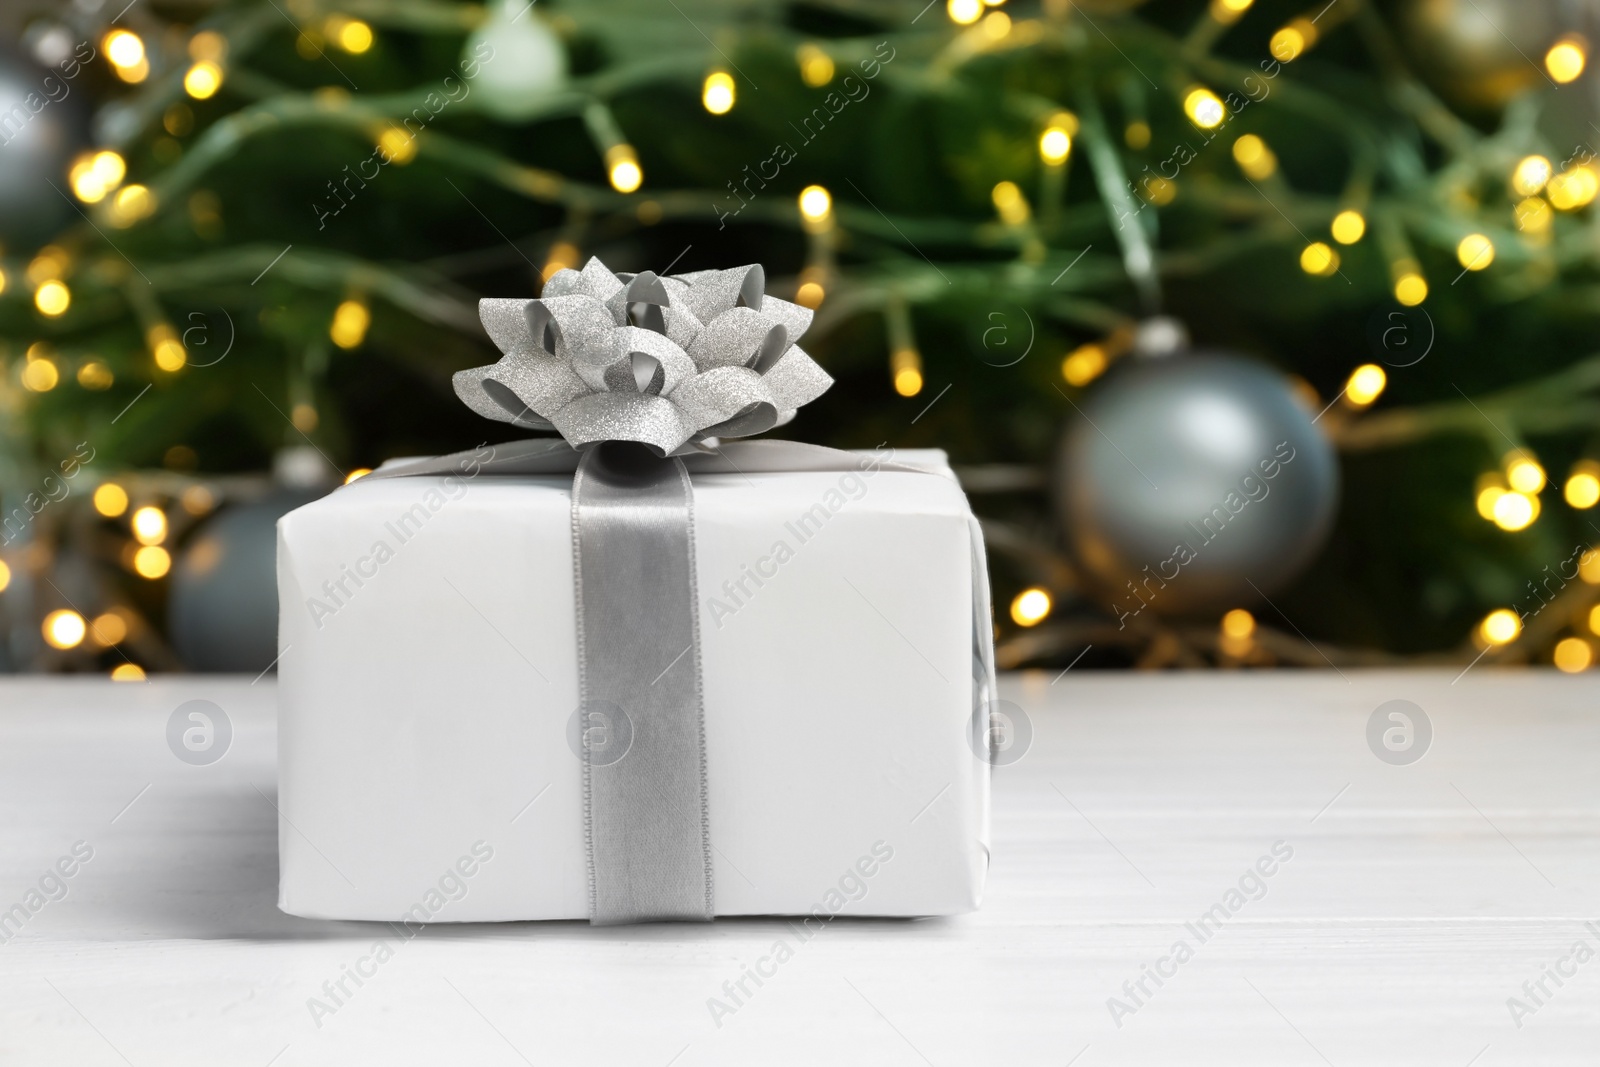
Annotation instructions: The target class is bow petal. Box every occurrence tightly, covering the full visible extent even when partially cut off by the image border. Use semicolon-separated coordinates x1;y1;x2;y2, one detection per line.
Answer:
754;294;814;346
453;363;554;429
688;307;787;372
479;298;538;356
532;295;623;390
669;365;781;439
542;257;626;302
758;344;834;410
547;391;697;456
675;264;765;323
614;326;698;395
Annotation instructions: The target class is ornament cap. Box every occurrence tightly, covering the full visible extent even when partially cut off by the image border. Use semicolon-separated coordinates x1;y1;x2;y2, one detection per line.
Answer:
1132;316;1189;359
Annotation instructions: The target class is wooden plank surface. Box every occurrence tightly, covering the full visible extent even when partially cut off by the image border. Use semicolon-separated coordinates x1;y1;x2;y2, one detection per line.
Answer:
0;670;1596;1065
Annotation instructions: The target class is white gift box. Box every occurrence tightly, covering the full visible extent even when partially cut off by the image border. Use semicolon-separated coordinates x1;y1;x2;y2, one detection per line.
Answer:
275;447;992;921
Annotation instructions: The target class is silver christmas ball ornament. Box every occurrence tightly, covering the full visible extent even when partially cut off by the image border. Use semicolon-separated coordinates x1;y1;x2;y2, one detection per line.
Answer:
1055;351;1339;618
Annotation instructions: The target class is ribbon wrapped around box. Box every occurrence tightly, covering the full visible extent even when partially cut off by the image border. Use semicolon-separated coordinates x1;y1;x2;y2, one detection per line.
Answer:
276;259;996;924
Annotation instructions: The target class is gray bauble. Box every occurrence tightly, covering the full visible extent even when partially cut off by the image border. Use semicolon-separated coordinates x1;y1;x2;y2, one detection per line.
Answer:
0;44;91;245
1401;0;1561;108
1055;353;1338;617
463;0;566;121
169;490;321;672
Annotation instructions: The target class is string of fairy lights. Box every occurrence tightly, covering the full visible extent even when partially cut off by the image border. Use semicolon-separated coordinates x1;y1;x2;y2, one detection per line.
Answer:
929;0;1600;670
10;0;1600;674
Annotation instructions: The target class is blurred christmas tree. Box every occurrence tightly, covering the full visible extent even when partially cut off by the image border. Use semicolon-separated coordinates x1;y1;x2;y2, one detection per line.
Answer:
5;0;1600;674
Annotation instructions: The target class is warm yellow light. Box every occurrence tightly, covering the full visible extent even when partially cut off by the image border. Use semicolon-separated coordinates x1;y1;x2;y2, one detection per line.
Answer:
104;30;145;70
1513;156;1552;197
1546;166;1599;211
1345;363;1386;406
1479;608;1522;645
0;560;9;593
189;30;227;63
1394;271;1428;306
111;663;146;682
798;184;832;222
1506;454;1546;494
1546;38;1587;84
184;61;223;100
149;325;186;372
35;281;70;317
1589;604;1600;634
1566;472;1600;508
992;180;1030;224
981;11;1011;39
1583;549;1600;584
27;248;68;285
1221;608;1255;638
1456;233;1494;271
607;146;642;194
133;545;171;579
91;612;128;647
949;0;983;24
109;184;155;226
1231;134;1276;179
42;609;87;651
1516;196;1553;234
292;403;319;432
94;483;129;517
378;127;417;165
702;71;735;115
330;17;374;54
1211;0;1254;21
1331;209;1366;244
93;148;125;184
1183;87;1225;129
1566;463;1600;508
330;300;371;349
1572;166;1599;207
1140;177;1176;206
21;358;59;392
541;240;580;282
1124;121;1151;149
77;361;114;390
1554;636;1592;672
1271;26;1306;62
891;346;924;397
1300;242;1339;277
1492;491;1537;531
1061;344;1107;387
1039;126;1072;165
796;281;824;308
797;44;834;87
1010;588;1052;626
181;485;216;515
131;506;167;546
69;150;126;203
345;468;373;484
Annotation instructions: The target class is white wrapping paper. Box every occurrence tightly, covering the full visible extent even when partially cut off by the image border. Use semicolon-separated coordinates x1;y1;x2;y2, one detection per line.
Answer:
276;448;990;920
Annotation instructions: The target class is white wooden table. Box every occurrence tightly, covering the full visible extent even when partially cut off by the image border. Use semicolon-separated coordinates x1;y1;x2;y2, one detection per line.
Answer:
1;670;1596;1065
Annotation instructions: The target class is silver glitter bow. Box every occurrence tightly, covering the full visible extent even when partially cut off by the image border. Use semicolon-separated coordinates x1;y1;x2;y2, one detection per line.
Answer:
453;258;834;456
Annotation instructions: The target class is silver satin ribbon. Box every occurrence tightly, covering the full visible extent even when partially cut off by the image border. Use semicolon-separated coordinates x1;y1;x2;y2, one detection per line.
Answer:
570;443;713;924
364;438;998;925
